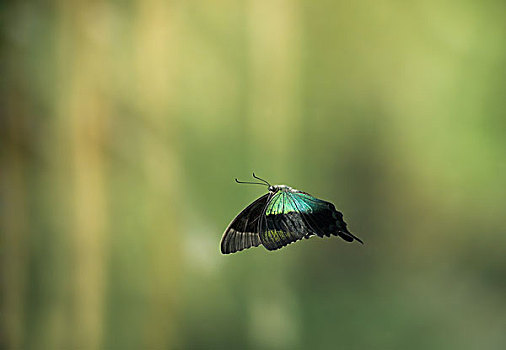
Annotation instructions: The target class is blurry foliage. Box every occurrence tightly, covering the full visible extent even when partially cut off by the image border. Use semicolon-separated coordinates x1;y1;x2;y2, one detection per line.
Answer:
1;0;506;349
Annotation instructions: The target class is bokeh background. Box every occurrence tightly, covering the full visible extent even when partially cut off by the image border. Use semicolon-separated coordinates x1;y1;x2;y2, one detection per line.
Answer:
2;0;506;349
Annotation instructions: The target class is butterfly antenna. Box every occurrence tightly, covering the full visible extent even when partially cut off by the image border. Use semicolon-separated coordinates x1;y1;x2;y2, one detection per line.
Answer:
252;173;271;187
235;178;268;187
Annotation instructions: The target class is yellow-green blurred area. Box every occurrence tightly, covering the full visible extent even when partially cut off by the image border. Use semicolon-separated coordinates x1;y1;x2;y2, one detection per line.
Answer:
2;0;506;349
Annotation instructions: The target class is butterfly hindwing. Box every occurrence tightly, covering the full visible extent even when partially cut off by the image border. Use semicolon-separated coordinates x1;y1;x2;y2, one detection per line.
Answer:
288;191;361;243
221;193;271;254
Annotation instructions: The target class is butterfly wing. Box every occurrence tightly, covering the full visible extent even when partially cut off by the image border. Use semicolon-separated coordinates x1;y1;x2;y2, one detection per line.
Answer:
288;191;363;243
221;193;271;254
259;190;363;250
259;191;308;250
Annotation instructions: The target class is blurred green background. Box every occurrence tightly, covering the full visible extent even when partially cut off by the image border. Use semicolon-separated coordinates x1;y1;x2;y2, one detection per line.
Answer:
1;0;506;349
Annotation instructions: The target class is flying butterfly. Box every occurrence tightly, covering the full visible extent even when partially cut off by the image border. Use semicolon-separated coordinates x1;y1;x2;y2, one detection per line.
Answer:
221;173;363;254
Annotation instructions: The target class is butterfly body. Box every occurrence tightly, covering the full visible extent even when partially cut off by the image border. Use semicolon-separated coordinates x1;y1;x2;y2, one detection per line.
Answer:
221;181;363;254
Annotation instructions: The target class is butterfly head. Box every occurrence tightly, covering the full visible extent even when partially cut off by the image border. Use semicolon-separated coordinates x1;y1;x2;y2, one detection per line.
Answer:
269;185;293;193
236;174;294;193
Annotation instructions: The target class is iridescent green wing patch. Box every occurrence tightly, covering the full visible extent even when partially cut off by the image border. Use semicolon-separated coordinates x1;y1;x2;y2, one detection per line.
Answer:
259;191;307;250
286;192;329;213
264;191;300;215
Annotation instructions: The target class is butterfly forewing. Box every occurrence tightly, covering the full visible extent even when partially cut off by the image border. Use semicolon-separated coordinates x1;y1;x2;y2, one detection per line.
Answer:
221;193;271;254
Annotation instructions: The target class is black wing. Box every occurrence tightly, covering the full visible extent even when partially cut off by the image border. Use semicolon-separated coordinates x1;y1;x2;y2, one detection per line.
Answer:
289;192;363;243
220;193;271;254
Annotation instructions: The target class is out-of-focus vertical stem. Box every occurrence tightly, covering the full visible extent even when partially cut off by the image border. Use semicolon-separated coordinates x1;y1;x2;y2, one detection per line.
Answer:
68;70;108;349
54;1;110;349
0;96;28;350
247;0;301;172
133;0;182;348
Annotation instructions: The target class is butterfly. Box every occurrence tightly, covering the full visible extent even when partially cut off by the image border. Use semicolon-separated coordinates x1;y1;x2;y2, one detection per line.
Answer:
221;173;363;254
